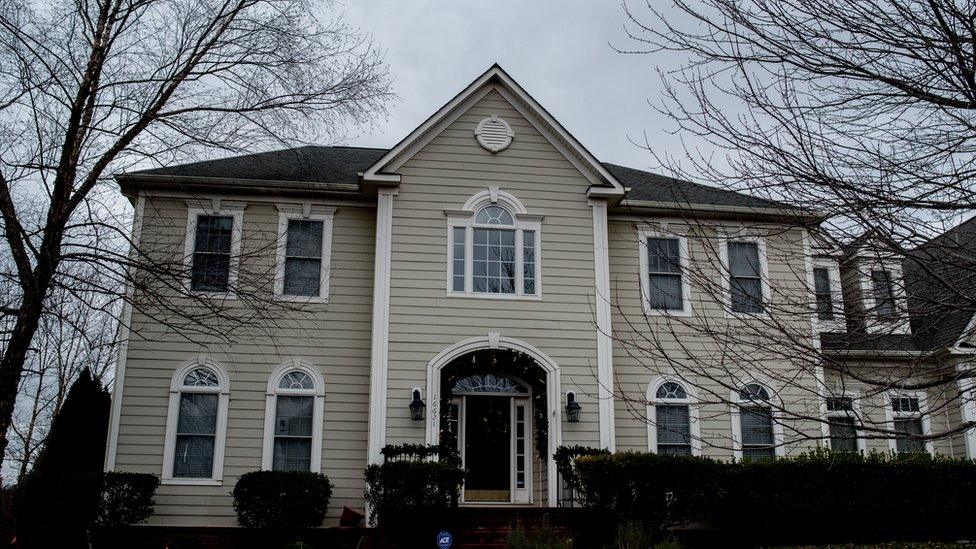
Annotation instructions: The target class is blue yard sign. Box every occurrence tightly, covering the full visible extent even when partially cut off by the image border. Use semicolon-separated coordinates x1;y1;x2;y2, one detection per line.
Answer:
436;530;453;549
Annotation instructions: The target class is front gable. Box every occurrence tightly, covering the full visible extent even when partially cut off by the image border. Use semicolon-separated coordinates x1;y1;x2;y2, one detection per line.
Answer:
363;64;624;199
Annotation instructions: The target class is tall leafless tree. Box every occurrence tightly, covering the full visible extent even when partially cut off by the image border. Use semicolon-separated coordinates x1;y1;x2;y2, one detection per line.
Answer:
0;0;391;478
614;0;976;451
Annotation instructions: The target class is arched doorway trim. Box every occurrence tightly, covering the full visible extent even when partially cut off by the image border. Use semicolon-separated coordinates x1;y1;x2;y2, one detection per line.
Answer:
426;334;562;507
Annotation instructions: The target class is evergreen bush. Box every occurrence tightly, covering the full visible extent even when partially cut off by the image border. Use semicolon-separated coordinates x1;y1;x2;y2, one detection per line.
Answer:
232;470;333;529
563;447;976;545
363;446;465;526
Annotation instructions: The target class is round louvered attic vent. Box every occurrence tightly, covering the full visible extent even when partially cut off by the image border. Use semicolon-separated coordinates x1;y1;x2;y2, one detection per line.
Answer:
475;115;515;153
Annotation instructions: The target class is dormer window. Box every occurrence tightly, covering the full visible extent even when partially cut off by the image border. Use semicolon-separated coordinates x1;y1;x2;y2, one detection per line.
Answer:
446;189;542;299
871;269;896;319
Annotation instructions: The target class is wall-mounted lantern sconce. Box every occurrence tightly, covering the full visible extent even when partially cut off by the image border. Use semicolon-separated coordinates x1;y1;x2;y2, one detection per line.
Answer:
565;391;581;423
409;388;426;421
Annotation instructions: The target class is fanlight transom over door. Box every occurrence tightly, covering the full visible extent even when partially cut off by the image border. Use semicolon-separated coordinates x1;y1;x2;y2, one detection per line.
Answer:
449;373;532;504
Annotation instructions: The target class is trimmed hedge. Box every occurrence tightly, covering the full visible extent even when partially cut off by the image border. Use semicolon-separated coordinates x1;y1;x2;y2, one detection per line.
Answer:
232;471;333;529
98;472;161;527
364;459;465;527
566;448;976;545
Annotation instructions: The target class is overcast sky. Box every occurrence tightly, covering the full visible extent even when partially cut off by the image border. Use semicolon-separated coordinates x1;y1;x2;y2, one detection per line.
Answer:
340;0;678;171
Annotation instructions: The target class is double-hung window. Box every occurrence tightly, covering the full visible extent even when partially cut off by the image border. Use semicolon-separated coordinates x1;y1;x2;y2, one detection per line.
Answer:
813;267;834;321
262;363;325;473
448;197;541;298
825;396;859;452
734;383;779;460
163;362;230;484
649;380;698;455
727;241;765;314
275;205;335;301
890;394;927;453
647;238;683;311
871;269;897;320
191;215;234;292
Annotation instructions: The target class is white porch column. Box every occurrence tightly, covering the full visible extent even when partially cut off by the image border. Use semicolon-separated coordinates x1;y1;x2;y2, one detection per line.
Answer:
956;359;976;459
589;198;615;451
367;187;397;465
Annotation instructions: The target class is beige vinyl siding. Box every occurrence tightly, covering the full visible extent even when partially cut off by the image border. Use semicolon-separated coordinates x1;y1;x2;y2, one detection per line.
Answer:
114;196;375;526
608;218;823;457
383;88;601;449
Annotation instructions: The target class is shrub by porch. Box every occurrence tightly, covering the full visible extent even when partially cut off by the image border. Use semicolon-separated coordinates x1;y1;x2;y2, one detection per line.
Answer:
563;448;976;546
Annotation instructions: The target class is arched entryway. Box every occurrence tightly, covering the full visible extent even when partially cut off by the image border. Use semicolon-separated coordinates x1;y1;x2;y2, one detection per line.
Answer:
426;335;562;507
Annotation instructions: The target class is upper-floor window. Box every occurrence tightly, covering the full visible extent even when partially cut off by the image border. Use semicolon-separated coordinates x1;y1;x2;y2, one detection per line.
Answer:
262;361;326;472
192;215;233;292
813;267;834;320
274;205;335;302
184;202;245;296
720;235;769;316
638;226;691;316
162;360;230;485
871;269;896;319
648;379;700;455
447;190;542;299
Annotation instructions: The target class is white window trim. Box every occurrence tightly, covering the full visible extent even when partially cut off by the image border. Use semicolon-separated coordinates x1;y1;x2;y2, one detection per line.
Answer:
823;391;867;453
273;204;336;303
717;229;772;319
858;261;910;334
884;390;932;454
646;376;702;456
729;381;785;460
162;358;230;486
261;360;326;473
811;258;845;331
638;225;692;317
183;200;246;300
445;188;543;301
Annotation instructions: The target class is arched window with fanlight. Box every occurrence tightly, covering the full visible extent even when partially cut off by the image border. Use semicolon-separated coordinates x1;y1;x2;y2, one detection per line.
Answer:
446;189;543;298
162;359;230;485
731;382;784;460
647;377;701;456
262;361;326;472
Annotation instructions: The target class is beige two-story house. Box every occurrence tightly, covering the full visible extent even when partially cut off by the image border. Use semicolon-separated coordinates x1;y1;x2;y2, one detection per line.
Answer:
104;65;976;526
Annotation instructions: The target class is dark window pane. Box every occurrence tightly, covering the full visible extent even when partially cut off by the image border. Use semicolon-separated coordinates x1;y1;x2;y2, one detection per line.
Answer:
285;220;323;258
275;396;314;437
813;267;834;320
273;438;312;471
656;405;691;447
871;269;896;318
173;434;215;478
191;253;230;292
894;418;924;453
177;393;217;435
829;417;858;451
283;258;321;296
472;228;516;294
891;397;920;413
647;238;681;274
731;277;763;313
729;242;760;277
742;446;775;460
194;216;233;254
649;273;683;310
523;231;536;295
826;396;854;412
741;406;774;447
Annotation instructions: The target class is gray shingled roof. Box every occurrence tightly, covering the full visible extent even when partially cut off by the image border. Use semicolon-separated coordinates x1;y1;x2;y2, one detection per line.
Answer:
602;163;785;210
126;146;789;213
819;332;920;353
131;145;388;184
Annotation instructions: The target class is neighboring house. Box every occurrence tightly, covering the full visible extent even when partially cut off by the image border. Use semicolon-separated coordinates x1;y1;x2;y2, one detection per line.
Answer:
104;64;976;526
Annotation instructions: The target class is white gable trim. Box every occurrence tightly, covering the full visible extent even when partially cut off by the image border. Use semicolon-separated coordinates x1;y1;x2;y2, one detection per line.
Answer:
362;65;624;197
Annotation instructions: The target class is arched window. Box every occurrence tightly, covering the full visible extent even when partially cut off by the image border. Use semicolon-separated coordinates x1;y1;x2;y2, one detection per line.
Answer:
446;189;543;298
731;382;783;460
647;378;700;456
162;360;230;484
262;361;325;472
